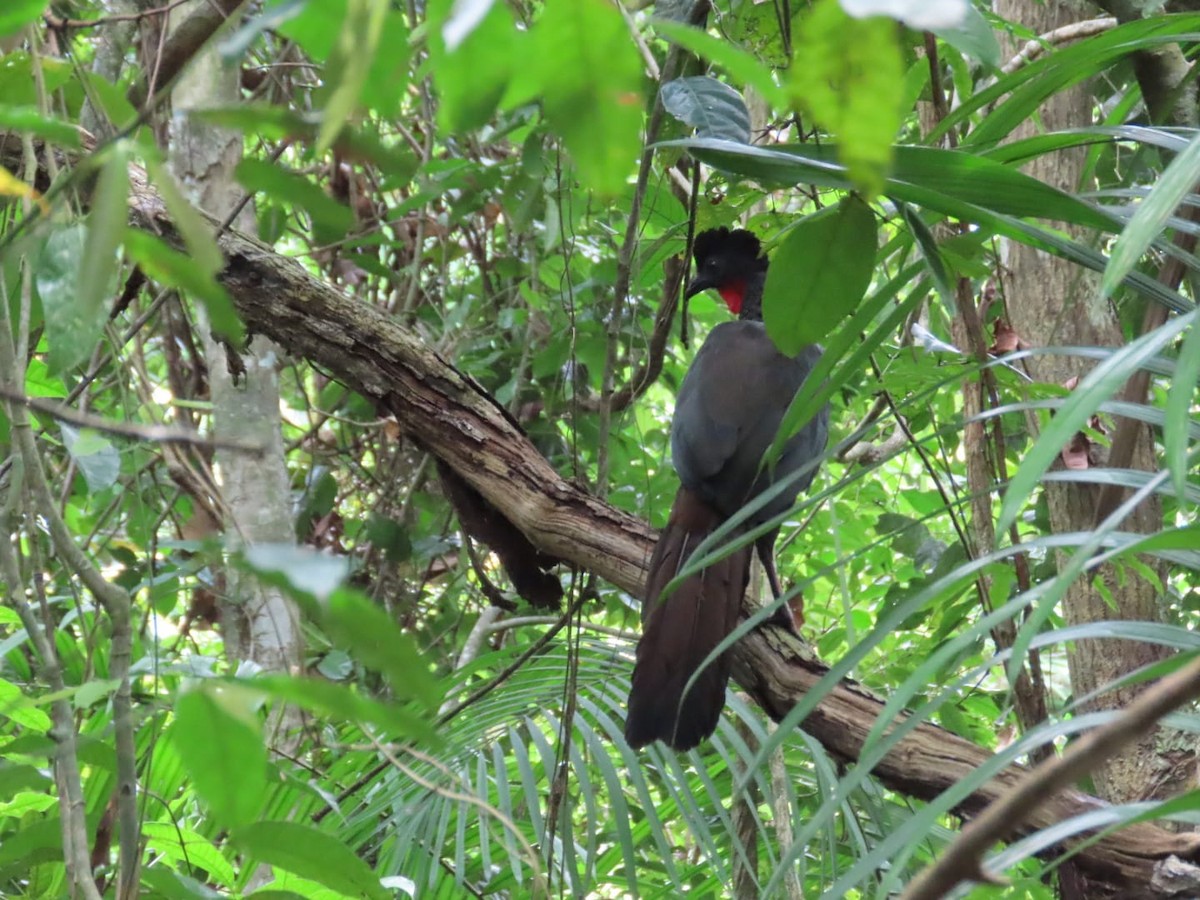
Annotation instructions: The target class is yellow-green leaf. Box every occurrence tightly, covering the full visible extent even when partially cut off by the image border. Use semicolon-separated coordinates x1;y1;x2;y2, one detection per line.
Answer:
531;0;644;196
790;0;904;197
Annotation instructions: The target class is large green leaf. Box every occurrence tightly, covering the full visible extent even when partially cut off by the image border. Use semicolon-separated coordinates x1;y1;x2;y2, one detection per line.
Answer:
313;0;389;153
234;821;389;900
762;195;877;353
531;0;644;195
36;223;109;374
0;0;46;37
173;687;267;828
660;76;750;144
428;0;515;132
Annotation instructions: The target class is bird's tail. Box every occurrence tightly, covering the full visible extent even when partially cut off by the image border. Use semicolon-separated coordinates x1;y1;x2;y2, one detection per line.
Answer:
625;488;751;751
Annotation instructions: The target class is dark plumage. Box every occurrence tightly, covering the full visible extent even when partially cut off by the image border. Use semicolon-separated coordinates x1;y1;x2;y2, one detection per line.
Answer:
624;228;829;751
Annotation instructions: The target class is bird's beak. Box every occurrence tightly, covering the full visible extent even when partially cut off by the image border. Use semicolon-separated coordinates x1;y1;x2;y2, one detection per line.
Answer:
684;273;716;299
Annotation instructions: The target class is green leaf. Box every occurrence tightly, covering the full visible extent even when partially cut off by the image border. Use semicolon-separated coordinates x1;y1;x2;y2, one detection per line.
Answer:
763;195;877;353
660;140;1117;233
322;588;441;708
532;0;644;196
122;231;242;341
652;20;786;109
144;154;225;276
315;0;389;154
1102;129;1200;300
1166;319;1200;507
242;543;349;601
0;678;51;732
428;0;515;132
0;764;51;800
79;142;129;325
932;4;1000;68
35;225;105;373
0;106;80;147
790;0;904;196
73;677;121;709
143;821;237;887
172;687;267;827
660;76;750;143
249;674;437;743
233;821;389;900
0;0;46;37
58;424;120;493
235;157;355;242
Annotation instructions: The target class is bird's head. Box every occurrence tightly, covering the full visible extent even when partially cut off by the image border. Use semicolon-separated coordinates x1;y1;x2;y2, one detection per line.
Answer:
685;227;767;316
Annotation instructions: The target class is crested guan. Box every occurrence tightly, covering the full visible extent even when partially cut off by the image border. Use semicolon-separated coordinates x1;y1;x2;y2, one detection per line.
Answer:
624;227;829;751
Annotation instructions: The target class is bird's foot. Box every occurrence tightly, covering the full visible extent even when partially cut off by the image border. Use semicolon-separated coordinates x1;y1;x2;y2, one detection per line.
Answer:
763;597;803;637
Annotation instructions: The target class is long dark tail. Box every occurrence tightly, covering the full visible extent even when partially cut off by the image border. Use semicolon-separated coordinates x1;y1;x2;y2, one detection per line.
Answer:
625;488;751;751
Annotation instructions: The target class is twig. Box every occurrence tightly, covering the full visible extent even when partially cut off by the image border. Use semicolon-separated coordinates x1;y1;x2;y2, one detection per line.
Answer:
44;0;195;30
902;651;1200;900
0;297;138;897
0;385;265;453
1001;18;1118;74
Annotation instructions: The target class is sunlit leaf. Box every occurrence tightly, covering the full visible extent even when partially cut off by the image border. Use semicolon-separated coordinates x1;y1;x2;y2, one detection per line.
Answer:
791;0;904;196
172;687;267;827
531;0;644;195
233;821;389;900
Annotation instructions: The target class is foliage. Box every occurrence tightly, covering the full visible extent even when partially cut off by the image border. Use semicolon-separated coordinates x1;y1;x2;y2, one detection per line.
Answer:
0;0;1198;897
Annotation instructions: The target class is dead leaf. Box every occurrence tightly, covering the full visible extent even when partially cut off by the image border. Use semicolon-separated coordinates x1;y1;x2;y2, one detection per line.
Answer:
990;319;1020;354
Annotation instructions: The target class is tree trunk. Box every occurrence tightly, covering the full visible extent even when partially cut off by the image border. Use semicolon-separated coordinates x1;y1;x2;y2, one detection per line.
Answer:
166;1;304;751
994;0;1191;808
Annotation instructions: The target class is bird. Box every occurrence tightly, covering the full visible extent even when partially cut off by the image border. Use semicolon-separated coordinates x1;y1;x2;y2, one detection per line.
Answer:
624;226;830;751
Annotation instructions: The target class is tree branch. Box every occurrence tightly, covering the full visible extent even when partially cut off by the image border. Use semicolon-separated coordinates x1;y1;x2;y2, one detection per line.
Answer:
903;652;1200;900
9;135;1200;892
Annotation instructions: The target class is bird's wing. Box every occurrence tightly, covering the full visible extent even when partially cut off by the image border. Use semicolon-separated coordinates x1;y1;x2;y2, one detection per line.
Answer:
671;322;810;492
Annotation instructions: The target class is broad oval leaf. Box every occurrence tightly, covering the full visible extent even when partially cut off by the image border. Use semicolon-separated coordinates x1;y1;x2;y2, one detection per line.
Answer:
242;543;348;601
762;194;877;354
172;687;267;828
233;821;389;900
0;0;47;38
930;3;999;67
35;224;107;374
429;0;514;132
59;424;120;493
660;76;750;144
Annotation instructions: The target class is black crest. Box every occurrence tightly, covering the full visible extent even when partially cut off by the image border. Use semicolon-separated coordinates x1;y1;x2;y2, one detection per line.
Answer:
692;227;763;267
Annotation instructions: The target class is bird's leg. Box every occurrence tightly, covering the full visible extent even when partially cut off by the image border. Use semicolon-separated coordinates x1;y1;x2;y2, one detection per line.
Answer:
757;541;803;633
